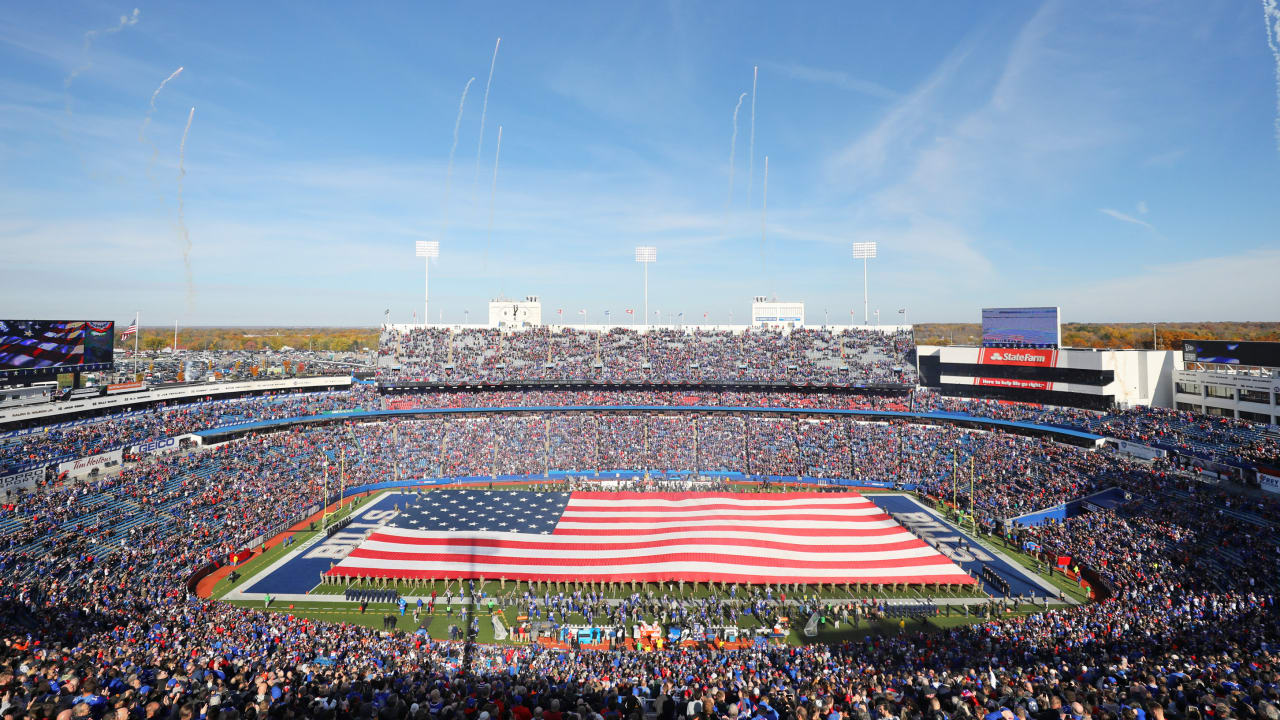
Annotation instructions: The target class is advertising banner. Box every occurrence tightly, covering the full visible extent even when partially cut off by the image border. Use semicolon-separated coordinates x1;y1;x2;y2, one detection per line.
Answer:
58;449;122;478
131;436;179;456
1114;440;1167;460
973;377;1052;390
977;347;1058;367
0;466;44;492
1260;470;1280;496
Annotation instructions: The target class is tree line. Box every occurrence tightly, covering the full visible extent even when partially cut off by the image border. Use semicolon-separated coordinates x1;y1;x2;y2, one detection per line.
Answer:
914;322;1280;350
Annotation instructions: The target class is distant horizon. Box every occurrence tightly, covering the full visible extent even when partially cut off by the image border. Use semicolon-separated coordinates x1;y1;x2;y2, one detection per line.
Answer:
110;320;1280;329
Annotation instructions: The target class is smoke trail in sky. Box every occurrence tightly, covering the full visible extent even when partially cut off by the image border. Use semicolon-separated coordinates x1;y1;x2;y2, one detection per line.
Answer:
442;77;476;236
760;155;769;279
1265;0;1280;153
66;8;140;89
746;66;758;202
485;125;503;272
178;107;195;306
139;67;184;178
475;37;501;186
727;92;747;208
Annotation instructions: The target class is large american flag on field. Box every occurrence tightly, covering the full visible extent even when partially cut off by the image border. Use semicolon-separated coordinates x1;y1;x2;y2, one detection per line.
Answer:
0;320;85;371
327;491;975;585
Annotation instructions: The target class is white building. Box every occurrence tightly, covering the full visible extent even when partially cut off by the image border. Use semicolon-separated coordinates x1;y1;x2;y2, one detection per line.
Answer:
751;296;805;329
488;296;542;328
916;344;1175;410
1171;341;1280;424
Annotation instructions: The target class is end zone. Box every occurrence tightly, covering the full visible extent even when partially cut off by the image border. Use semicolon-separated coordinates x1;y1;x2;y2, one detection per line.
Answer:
223;491;413;602
867;494;1069;601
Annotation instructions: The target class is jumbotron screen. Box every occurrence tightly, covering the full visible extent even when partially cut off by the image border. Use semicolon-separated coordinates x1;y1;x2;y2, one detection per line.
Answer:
0;320;115;375
981;307;1061;348
1181;340;1280;368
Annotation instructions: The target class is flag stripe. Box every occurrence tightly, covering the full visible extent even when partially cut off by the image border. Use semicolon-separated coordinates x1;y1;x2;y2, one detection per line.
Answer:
559;512;888;522
347;545;945;566
357;531;928;551
329;563;967;585
553;524;906;536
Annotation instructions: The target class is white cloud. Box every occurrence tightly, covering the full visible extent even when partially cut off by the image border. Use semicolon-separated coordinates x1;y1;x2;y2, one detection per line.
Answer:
1067;248;1280;320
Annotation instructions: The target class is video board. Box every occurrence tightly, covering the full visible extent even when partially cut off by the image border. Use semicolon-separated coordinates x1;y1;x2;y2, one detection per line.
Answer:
981;307;1061;348
1181;340;1280;368
0;320;115;376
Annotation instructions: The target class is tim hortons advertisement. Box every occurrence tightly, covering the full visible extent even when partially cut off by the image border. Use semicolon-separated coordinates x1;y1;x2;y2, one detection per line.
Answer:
973;377;1052;390
978;347;1058;367
57;449;123;478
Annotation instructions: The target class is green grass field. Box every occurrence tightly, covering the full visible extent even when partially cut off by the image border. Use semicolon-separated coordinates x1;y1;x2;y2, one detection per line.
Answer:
225;596;1046;646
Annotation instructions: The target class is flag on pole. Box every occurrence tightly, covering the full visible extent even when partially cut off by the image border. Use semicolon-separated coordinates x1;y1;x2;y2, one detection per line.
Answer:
578;309;586;315
604;310;611;317
625;309;634;315
325;492;978;585
121;316;139;338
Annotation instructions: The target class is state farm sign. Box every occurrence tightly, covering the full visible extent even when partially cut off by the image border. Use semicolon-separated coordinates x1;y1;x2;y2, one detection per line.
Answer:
978;348;1058;367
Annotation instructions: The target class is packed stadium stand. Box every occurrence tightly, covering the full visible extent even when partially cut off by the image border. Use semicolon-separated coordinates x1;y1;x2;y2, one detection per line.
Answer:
378;326;918;385
2;332;1280;720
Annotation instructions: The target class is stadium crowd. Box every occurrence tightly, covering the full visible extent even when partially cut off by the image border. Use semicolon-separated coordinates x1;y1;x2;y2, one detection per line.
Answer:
0;387;380;473
378;326;918;385
0;403;1278;720
1;337;1279;720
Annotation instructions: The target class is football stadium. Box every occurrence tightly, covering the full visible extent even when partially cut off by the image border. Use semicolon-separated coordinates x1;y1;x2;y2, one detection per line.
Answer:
5;4;1280;720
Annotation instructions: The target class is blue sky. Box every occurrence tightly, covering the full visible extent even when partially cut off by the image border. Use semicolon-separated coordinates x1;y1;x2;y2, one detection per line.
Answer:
2;1;1278;326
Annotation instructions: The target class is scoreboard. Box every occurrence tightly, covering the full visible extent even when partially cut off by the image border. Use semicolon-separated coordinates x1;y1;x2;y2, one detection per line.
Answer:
0;320;115;380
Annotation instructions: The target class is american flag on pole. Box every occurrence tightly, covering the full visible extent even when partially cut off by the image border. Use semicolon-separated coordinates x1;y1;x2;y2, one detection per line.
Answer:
121;316;139;338
326;492;975;585
0;320;86;370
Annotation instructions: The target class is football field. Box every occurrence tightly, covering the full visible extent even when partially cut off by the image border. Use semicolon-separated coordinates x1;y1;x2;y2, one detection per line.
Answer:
218;489;1058;602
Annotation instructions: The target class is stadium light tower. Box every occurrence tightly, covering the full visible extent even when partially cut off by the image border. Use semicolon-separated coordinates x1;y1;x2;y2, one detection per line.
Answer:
851;242;877;325
415;240;440;327
635;246;657;330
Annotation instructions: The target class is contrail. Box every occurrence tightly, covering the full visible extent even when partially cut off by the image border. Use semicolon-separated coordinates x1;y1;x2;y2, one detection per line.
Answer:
66;8;140;90
727;92;747;208
475;37;501;186
760;155;769;279
1265;0;1280;153
746;66;758;202
442;76;475;236
139;67;184;179
485;125;503;272
178;107;195;307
